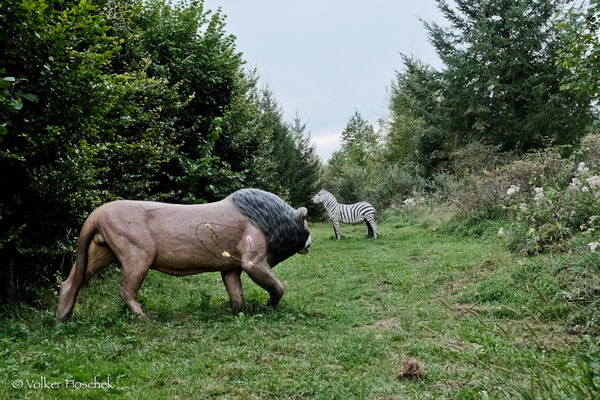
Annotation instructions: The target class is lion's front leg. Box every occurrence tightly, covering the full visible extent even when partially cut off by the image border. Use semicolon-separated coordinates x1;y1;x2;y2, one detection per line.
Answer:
242;260;284;307
239;228;284;307
221;270;243;311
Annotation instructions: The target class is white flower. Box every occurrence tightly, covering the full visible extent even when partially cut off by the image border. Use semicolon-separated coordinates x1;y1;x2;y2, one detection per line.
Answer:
222;251;231;258
534;187;545;201
583;186;590;192
569;178;581;189
587;176;600;189
498;227;504;236
577;162;589;175
506;185;520;196
519;203;528;212
403;198;416;207
588;242;599;252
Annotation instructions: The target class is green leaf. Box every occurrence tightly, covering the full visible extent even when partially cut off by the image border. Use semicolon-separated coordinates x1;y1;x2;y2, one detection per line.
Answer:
21;93;38;103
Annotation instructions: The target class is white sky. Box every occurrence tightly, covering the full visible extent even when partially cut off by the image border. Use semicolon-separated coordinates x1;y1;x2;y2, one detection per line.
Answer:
203;1;446;161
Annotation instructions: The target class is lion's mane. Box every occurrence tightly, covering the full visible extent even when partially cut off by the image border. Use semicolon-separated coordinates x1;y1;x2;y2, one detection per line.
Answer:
231;189;309;266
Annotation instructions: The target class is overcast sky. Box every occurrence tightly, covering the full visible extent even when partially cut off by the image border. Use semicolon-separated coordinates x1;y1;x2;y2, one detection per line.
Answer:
203;1;446;161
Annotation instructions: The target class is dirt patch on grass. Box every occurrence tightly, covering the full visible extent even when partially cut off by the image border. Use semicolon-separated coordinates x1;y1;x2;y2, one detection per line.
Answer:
395;357;426;380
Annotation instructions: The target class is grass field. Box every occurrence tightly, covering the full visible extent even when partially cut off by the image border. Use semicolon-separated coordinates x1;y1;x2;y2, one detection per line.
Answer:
1;209;598;399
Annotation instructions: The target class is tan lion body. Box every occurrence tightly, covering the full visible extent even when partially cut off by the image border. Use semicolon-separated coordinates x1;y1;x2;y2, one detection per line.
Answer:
57;191;310;321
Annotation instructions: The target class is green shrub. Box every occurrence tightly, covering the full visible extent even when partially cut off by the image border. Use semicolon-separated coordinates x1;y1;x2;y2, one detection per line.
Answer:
506;159;600;254
366;164;427;211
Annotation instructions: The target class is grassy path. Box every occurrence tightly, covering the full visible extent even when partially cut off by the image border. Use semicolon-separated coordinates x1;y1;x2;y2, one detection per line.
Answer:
0;211;594;399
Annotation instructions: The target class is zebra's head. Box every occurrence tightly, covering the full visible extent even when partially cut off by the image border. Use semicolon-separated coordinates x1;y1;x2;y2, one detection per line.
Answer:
311;189;328;204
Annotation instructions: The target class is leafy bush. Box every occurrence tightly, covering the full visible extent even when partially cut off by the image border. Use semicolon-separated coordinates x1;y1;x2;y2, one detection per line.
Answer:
365;164;427;211
506;158;600;254
449;142;505;178
580;133;600;168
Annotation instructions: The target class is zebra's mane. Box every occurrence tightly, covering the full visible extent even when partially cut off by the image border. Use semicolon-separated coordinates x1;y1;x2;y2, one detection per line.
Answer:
320;189;336;201
231;189;309;267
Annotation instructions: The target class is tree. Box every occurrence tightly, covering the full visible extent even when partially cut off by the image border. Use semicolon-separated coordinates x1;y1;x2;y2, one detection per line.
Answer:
288;115;324;220
384;56;445;176
252;87;296;198
339;111;379;173
325;112;379;203
557;0;600;101
110;0;248;202
424;0;595;154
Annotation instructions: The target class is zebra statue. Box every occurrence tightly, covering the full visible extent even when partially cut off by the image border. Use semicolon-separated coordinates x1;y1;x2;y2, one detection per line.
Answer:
311;189;377;239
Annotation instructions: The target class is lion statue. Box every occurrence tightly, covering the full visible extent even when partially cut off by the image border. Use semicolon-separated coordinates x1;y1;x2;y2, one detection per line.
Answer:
57;188;311;321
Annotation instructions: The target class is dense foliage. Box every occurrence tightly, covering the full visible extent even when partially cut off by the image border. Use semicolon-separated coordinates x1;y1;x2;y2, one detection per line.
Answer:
0;0;322;300
322;0;598;213
423;0;594;155
558;0;600;101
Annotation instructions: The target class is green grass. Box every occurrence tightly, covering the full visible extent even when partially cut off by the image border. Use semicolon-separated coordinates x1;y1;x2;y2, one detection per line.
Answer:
1;210;598;399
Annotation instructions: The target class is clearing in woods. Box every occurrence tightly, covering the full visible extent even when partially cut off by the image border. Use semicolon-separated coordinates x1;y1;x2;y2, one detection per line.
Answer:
0;210;595;399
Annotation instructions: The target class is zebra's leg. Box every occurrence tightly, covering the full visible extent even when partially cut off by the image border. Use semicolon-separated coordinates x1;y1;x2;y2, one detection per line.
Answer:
370;216;378;238
364;220;374;238
365;213;377;238
331;219;341;240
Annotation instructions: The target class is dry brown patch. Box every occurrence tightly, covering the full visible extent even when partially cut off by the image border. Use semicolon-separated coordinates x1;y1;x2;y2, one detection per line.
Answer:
395;357;426;380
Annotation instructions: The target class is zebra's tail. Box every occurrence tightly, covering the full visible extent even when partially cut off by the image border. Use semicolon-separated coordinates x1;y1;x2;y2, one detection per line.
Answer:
365;209;377;238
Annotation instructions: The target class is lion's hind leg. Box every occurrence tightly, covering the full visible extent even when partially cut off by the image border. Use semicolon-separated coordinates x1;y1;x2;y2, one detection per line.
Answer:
118;247;154;316
85;234;116;282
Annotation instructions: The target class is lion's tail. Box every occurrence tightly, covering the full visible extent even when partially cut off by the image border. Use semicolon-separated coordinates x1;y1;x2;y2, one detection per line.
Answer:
57;216;96;321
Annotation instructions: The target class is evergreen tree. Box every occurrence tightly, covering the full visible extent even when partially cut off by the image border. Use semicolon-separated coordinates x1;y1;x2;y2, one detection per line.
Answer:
289;115;324;219
255;87;296;198
386;56;445;176
425;0;594;154
557;0;600;101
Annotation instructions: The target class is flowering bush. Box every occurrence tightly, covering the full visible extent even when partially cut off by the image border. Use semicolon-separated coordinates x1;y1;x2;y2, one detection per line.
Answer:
507;161;600;253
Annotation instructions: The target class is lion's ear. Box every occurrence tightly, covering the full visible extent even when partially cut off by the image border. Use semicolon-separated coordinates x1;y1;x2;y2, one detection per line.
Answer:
295;207;308;220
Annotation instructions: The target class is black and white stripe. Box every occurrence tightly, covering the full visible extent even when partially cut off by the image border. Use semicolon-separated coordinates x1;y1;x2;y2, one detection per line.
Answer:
311;189;377;239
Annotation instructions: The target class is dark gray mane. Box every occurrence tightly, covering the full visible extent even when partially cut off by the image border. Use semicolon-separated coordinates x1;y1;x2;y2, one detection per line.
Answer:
231;189;309;266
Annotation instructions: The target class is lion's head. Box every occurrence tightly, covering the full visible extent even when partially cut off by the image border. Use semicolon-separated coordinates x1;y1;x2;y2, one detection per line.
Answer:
231;189;311;266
